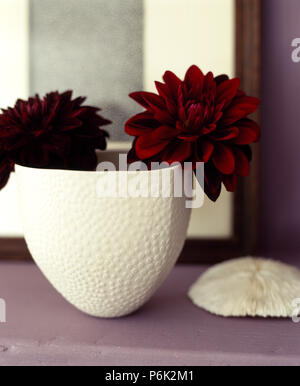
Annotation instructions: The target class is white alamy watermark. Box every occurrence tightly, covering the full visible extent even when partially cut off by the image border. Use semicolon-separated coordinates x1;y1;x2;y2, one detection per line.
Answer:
292;298;300;323
96;154;204;209
0;298;6;323
291;38;300;63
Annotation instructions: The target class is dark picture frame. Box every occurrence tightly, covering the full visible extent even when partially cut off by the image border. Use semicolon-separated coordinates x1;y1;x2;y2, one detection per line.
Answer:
179;0;261;263
0;0;261;262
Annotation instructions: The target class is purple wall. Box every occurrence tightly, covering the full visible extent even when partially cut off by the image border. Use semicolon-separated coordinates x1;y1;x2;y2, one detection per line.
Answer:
259;0;300;255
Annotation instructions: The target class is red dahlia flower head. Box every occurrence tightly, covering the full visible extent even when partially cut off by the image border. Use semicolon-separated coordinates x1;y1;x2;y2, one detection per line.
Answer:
125;65;260;201
0;90;111;189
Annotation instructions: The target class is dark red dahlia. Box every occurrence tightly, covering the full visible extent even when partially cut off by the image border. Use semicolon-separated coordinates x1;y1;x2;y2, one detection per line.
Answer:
125;65;260;201
0;91;111;189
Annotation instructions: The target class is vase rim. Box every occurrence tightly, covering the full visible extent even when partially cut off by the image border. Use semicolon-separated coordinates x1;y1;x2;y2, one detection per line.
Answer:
14;161;182;176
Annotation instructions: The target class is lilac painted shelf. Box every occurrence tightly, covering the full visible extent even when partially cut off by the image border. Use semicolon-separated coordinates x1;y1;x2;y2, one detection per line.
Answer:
0;262;299;366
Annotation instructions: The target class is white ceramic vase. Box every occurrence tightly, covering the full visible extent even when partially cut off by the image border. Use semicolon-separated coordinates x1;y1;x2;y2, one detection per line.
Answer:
15;153;191;317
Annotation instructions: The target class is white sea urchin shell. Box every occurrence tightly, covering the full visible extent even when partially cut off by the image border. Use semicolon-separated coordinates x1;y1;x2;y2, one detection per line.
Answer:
188;257;300;318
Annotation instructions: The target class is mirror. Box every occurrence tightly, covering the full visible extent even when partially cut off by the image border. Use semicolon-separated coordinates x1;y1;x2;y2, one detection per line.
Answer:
0;0;260;262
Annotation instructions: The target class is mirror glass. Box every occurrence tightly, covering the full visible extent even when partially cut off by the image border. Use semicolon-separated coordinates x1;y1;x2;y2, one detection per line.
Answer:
0;0;235;239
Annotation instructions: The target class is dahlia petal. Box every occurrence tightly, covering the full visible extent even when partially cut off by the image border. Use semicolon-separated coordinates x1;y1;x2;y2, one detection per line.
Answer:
154;81;177;116
234;119;260;144
0;158;12;190
203;162;222;202
0;125;18;138
128;92;152;109
96;117;111;127
163;71;182;97
185;65;204;84
125;112;160;136
202;124;217;135
241;144;253;162
60;90;73;102
4;136;29;152
212;143;235;175
205;182;222;202
184;65;204;98
210;126;239;141
152;109;174;126
44;100;60;125
69;145;98;171
135;134;169;159
127;141;140;164
129;91;165;110
56;118;82;131
236;90;246;97
216;78;240;106
141;92;166;110
164;98;177;116
68;106;90;119
205;71;214;83
221;96;260;125
234;148;250;177
177;85;187;121
201;141;214;162
152;125;180;141
213;102;225;123
238;97;260;114
155;81;172;100
178;134;200;142
19;143;50;167
203;72;216;95
45;134;71;157
72;96;87;108
187;103;202;129
94;135;108;151
239;95;260;106
176;121;185;131
129;91;174;125
222;173;237;192
214;74;229;86
162;141;192;164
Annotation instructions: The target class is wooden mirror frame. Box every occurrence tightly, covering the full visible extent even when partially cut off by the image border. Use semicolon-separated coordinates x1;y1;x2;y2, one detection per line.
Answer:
0;0;261;262
179;0;261;263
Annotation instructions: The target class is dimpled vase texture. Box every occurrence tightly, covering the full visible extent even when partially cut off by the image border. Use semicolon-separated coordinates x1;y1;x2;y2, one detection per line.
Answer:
15;163;191;317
